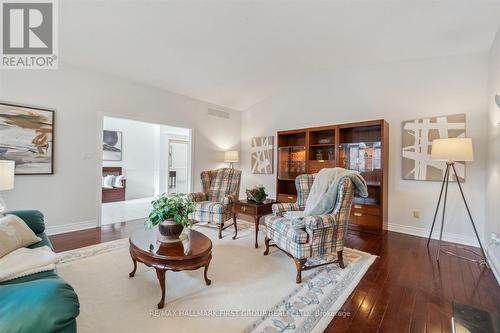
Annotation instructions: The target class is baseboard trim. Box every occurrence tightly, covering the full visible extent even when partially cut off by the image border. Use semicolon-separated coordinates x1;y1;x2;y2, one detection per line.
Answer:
486;245;500;285
46;220;98;236
388;223;480;247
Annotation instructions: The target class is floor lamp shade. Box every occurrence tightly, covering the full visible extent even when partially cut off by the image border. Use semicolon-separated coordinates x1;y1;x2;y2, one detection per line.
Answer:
0;160;15;190
431;138;473;162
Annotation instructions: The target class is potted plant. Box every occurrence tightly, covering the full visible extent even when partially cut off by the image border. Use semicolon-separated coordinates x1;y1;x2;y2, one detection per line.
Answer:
246;185;268;204
144;194;195;241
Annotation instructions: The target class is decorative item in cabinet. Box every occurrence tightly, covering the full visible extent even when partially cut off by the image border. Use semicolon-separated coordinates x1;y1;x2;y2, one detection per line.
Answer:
277;146;306;180
338;142;382;173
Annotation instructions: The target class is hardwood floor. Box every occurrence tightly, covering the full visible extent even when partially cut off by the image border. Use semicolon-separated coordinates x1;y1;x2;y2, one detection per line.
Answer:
49;222;500;333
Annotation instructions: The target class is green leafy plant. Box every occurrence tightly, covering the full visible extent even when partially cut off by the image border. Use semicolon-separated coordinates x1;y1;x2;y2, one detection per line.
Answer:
246;185;268;203
144;194;195;229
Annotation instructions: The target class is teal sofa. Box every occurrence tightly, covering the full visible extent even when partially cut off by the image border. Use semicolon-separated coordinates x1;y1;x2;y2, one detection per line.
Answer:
0;210;80;333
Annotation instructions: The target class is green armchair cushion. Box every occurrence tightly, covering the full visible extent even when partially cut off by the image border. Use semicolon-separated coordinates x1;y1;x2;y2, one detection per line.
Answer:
0;278;79;333
5;210;45;234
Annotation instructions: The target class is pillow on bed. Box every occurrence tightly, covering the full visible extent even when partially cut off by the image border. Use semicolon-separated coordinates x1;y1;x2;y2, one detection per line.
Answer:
102;175;115;189
113;175;124;188
0;215;41;258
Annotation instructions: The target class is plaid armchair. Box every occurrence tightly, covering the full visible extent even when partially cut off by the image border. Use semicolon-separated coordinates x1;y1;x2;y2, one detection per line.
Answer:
264;174;355;283
188;168;241;239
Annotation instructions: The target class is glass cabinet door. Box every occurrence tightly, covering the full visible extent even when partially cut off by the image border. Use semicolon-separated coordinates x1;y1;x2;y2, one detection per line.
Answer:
278;146;306;180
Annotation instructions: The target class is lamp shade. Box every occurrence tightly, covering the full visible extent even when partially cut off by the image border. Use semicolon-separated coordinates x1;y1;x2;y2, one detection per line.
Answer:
0;160;15;190
431;138;473;162
224;150;239;163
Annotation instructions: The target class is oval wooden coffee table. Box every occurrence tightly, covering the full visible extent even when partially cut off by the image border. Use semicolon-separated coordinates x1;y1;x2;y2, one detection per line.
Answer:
128;228;212;309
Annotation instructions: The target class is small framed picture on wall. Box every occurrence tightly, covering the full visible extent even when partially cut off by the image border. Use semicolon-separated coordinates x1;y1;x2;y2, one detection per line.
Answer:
103;130;123;161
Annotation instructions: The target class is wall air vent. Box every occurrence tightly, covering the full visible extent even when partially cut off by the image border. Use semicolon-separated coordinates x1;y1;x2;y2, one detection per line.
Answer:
207;108;230;119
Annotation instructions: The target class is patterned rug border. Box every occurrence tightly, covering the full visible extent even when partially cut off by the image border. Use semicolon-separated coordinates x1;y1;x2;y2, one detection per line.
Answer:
57;238;129;265
244;249;376;333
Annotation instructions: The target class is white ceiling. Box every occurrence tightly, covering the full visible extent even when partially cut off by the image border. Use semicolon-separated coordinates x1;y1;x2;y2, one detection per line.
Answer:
61;0;500;110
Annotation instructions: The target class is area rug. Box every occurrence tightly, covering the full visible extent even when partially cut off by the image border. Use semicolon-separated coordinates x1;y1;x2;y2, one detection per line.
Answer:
57;222;376;333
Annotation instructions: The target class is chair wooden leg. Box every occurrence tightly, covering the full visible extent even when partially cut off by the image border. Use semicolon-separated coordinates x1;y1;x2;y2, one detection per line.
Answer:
337;250;345;269
232;215;238;240
263;237;270;255
294;258;306;284
218;223;223;239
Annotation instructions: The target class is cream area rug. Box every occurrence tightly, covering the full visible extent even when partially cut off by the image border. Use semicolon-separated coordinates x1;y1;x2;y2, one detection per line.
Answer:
57;222;376;333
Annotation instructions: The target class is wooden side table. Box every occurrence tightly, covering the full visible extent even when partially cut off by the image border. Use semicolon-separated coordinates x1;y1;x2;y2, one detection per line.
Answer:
233;199;275;248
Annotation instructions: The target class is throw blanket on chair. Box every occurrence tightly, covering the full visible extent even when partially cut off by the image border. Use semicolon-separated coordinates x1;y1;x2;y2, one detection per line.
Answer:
285;168;368;221
0;245;57;282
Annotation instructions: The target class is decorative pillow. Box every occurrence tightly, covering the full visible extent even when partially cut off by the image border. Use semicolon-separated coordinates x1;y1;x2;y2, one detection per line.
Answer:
103;175;115;189
0;215;41;258
113;175;124;188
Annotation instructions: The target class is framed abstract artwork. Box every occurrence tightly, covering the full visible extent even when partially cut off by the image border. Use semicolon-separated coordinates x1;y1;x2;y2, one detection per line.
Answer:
103;130;122;161
251;136;274;174
0;102;54;175
402;114;466;181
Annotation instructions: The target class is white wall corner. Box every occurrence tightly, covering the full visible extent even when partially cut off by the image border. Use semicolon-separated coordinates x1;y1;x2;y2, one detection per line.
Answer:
486;244;500;285
45;219;98;236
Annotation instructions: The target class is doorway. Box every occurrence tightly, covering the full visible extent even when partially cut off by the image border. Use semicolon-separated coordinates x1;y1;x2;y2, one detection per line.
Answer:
168;139;189;194
100;116;192;226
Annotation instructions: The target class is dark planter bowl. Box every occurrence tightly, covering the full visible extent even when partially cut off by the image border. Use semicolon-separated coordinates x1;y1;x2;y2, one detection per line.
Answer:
158;219;184;241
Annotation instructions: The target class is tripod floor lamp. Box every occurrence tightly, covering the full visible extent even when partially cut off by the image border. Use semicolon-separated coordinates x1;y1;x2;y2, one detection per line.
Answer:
426;138;488;266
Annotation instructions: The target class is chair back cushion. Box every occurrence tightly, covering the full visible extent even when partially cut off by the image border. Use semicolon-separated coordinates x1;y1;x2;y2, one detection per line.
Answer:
295;174;315;209
207;168;242;202
200;170;213;193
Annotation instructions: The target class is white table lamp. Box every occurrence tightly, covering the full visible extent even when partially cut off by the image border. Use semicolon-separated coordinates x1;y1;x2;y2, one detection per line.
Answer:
427;138;487;266
0;160;15;214
224;151;239;169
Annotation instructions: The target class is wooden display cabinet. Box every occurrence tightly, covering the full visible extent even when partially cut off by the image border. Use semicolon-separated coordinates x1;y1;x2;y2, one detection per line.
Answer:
276;120;388;234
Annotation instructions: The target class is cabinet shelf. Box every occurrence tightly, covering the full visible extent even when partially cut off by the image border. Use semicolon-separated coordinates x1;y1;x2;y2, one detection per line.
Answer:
309;143;335;147
278;145;306;149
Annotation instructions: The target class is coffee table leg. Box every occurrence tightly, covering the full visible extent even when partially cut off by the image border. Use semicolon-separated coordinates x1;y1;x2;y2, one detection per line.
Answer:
254;216;259;248
129;251;137;278
204;258;212;286
155;269;166;309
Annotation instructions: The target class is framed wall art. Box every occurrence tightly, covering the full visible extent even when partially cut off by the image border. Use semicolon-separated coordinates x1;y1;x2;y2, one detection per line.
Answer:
0;102;54;175
251;136;274;174
402;113;466;181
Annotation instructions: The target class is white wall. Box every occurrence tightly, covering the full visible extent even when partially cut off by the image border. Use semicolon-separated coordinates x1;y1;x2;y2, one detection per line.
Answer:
0;62;241;234
103;116;158;200
486;28;500;281
241;53;488;246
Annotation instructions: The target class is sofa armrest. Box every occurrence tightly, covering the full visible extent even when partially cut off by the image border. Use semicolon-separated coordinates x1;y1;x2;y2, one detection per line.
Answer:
5;210;45;234
303;214;337;232
272;203;301;217
187;192;207;202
